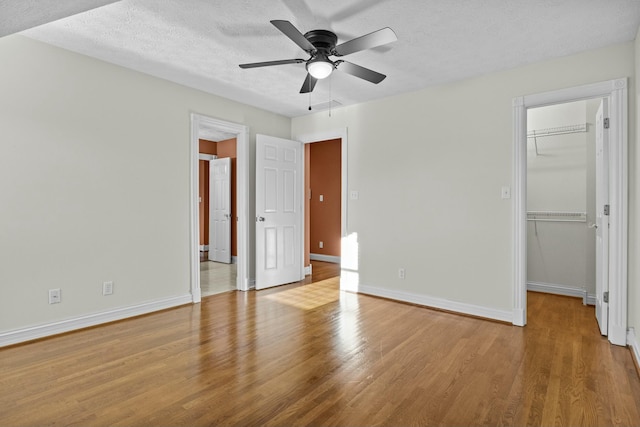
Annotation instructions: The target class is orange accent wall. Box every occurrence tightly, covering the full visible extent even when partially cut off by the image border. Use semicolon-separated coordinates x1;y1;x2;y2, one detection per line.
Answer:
310;139;341;257
199;139;217;155
304;143;311;267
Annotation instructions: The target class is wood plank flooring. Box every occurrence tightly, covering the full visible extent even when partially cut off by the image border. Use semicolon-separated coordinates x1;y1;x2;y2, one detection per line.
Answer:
1;273;639;426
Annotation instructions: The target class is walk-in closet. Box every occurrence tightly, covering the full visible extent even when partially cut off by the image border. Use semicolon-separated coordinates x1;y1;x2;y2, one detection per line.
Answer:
526;99;602;305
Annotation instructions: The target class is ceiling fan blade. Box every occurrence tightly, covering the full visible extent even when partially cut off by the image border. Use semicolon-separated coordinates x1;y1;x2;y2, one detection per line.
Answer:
336;61;386;84
239;59;305;69
299;73;318;94
334;27;397;56
271;20;316;53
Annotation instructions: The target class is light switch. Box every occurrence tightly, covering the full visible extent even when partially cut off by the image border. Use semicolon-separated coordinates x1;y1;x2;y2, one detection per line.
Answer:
501;186;511;199
319;194;324;202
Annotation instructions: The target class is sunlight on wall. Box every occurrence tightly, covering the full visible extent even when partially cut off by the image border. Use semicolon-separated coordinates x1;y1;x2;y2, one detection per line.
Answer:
340;233;359;292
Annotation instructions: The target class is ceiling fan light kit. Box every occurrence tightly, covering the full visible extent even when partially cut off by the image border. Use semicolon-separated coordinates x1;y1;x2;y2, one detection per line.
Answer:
306;56;334;79
239;19;397;96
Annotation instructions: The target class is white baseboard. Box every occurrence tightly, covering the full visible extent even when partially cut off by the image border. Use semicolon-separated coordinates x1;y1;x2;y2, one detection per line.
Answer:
305;264;312;276
231;256;237;264
199;245;209;252
527;281;595;305
628;328;640;368
0;294;192;348
356;284;513;323
310;253;341;264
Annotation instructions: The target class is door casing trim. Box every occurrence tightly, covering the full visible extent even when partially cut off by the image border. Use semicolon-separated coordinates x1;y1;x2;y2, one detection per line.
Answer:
190;113;250;301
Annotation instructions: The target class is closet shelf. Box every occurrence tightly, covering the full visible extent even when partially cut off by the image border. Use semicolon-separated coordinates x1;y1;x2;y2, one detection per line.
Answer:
527;211;586;223
527;123;588;156
527;123;588;139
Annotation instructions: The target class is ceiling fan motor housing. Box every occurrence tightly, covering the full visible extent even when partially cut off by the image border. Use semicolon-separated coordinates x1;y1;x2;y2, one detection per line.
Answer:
304;29;338;55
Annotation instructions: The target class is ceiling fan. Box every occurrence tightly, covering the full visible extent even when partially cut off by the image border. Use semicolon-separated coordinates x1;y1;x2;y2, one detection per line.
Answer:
239;20;397;94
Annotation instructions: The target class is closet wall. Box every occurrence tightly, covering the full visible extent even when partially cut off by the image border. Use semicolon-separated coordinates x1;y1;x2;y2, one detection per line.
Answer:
526;100;599;299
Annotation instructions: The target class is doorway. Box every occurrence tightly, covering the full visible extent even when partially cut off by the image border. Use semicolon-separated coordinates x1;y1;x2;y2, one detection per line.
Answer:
305;138;342;271
253;132;347;290
299;129;348;281
512;78;628;346
190;114;250;303
199;137;237;297
525;99;601;323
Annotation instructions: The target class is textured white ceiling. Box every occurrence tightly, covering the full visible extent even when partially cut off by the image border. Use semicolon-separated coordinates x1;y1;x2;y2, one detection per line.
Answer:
17;0;640;117
0;0;119;37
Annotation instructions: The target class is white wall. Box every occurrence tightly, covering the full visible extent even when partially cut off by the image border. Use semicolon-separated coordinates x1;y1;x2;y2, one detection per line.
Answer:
0;35;290;337
526;101;594;294
292;41;635;319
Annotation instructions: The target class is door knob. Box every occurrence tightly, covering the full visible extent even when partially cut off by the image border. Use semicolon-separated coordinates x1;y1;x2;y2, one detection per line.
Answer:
256;216;265;222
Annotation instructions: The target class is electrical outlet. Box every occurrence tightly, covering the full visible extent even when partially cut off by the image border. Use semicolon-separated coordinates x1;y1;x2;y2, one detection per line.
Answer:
398;268;405;279
319;241;324;249
103;281;114;296
48;288;61;304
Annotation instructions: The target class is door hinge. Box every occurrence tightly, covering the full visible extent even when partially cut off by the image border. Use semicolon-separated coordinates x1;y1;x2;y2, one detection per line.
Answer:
604;204;610;216
603;291;609;303
603;118;610;129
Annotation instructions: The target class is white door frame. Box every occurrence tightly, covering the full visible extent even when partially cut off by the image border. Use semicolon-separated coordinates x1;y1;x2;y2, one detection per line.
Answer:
296;128;349;277
190;113;250;302
512;78;628;346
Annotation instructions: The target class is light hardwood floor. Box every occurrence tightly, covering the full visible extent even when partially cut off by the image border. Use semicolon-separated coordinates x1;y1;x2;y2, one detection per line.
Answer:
1;276;639;426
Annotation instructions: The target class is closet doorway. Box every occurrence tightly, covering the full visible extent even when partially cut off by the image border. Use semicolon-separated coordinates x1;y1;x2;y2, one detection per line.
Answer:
512;78;628;346
526;100;599;302
525;99;603;324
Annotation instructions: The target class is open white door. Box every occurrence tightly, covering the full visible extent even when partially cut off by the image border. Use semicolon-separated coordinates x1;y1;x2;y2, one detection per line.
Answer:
595;100;609;335
255;134;303;289
208;157;232;264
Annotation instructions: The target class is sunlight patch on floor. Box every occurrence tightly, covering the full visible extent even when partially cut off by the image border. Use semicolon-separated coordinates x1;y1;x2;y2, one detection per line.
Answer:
264;277;340;310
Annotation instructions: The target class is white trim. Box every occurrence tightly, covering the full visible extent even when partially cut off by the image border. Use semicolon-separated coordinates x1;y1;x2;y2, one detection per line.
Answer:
310;253;341;264
190;114;250;299
199;153;216;161
357;284;512;323
199;245;209;252
512;96;527;327
627;328;640;369
231;256;238;264
527;282;595;305
0;294;192;347
512;78;628;345
305;264;312;276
